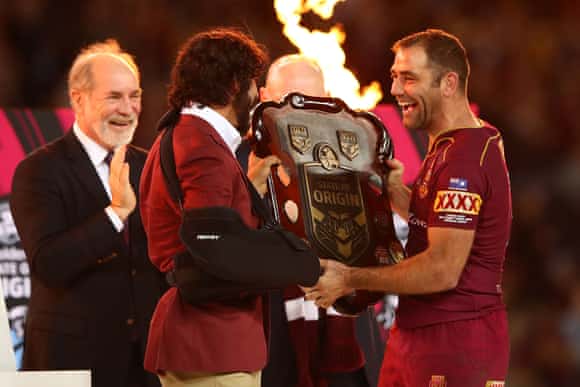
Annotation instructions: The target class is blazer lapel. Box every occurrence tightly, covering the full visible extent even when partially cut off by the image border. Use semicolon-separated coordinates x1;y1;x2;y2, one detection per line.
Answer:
62;130;110;207
203;124;261;219
125;146;142;246
205;124;248;178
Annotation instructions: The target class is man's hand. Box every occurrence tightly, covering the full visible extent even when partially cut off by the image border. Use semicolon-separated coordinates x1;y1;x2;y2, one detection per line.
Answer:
385;158;405;192
109;145;135;221
304;259;354;309
247;152;281;196
383;158;410;219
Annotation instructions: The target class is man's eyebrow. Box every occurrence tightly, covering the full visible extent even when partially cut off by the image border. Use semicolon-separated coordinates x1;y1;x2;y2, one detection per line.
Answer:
390;69;417;78
400;70;417;77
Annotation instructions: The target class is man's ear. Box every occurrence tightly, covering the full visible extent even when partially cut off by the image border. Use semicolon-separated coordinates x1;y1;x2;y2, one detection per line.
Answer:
70;89;83;111
441;72;459;97
259;86;269;102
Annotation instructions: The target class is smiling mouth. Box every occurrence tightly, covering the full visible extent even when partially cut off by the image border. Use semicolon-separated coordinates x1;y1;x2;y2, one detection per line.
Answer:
399;102;417;114
108;119;134;129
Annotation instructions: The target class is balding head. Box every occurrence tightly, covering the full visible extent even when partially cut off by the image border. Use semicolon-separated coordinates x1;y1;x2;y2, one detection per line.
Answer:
260;54;327;102
68;40;141;150
68;39;140;97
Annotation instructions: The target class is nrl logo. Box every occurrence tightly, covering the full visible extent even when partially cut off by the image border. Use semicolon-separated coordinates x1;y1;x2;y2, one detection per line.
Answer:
337;130;360;160
288;125;311;154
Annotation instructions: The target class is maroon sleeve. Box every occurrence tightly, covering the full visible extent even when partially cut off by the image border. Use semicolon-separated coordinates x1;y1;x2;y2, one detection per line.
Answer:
427;160;485;230
174;130;234;210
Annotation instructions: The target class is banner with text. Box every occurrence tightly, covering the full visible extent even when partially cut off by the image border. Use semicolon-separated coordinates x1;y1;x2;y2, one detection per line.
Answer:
0;108;73;368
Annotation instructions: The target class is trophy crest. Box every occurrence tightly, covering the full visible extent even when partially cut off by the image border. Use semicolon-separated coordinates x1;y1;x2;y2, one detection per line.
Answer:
251;93;404;315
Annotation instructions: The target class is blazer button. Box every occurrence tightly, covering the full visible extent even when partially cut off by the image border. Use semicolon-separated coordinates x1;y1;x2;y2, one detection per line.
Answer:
126;318;135;326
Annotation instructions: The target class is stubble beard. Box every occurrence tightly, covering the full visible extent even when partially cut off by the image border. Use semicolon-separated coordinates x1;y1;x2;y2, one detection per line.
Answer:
233;89;258;137
406;96;433;132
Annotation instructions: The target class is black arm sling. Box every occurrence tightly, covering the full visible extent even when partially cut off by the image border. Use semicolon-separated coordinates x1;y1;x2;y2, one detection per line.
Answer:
157;112;320;305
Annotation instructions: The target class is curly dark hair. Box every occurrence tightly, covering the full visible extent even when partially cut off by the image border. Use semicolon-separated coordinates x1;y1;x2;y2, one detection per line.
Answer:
168;28;268;110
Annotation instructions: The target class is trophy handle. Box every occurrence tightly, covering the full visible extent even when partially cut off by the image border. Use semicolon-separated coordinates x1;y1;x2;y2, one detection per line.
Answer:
266;174;280;224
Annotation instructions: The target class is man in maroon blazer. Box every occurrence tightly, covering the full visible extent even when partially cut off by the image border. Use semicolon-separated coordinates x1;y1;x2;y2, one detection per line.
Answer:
139;28;273;387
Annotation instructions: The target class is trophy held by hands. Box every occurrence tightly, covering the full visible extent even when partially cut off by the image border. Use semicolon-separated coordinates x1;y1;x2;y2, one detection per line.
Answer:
251;93;405;315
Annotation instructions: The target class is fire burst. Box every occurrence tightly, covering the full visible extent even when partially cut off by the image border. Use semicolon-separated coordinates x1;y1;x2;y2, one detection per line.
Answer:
274;0;383;110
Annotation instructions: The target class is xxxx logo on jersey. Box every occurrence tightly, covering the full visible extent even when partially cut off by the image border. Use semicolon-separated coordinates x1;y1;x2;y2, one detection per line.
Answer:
433;190;482;215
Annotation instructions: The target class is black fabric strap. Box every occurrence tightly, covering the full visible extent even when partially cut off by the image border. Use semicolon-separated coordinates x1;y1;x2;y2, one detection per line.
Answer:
241;171;276;228
155;111;320;303
159;125;184;210
158;118;275;225
103;151;114;166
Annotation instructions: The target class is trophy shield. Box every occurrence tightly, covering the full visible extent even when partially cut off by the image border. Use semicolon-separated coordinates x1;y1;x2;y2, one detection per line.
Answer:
251;93;405;315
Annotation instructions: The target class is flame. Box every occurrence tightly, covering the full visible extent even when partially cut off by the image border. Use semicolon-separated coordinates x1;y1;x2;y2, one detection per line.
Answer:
274;0;383;110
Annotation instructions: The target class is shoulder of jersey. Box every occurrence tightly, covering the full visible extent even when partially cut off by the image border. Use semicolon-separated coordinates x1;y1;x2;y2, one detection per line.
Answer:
443;126;501;164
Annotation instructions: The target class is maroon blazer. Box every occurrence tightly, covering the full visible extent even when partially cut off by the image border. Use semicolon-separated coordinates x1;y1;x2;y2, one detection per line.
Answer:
139;114;266;373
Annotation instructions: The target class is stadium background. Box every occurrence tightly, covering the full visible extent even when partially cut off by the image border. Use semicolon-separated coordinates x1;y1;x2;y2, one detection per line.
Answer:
0;1;579;385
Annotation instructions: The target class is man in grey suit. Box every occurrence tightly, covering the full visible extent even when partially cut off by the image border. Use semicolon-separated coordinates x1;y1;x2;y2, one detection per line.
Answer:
10;39;164;387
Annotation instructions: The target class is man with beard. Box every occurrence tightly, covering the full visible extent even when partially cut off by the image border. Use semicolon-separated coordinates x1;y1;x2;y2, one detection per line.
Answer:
306;29;512;386
140;28;307;387
10;40;165;387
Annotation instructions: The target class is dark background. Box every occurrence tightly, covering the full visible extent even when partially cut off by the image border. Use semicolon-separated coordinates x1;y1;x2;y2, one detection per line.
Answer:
1;1;579;385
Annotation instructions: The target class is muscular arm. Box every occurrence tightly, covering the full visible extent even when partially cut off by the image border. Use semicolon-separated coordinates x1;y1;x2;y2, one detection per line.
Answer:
348;227;474;294
306;227;474;306
385;158;411;220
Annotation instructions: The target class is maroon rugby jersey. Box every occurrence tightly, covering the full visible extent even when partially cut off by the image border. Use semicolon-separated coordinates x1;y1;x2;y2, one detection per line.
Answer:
397;124;512;328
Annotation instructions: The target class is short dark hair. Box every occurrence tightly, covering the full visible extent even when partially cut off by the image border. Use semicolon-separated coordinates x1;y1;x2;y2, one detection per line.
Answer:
168;28;268;110
392;29;470;92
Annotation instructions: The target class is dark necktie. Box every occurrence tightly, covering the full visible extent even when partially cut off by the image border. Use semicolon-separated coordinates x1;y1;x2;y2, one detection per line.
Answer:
104;151;114;167
103;150;130;244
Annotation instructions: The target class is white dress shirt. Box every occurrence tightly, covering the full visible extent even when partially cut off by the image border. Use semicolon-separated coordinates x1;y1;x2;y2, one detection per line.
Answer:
73;123;124;232
181;104;241;155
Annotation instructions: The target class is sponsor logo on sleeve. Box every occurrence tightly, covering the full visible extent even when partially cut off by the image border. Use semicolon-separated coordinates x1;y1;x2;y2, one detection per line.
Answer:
408;213;427;229
448;177;468;190
433;190;482;216
485;381;505;387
